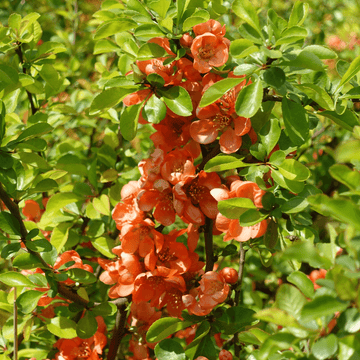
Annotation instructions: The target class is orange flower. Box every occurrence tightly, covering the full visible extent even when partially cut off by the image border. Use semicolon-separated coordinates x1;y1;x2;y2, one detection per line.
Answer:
22;199;42;222
173;171;221;225
193;19;226;37
191;33;229;73
137;179;176;226
211;180;268;242
54;316;107;360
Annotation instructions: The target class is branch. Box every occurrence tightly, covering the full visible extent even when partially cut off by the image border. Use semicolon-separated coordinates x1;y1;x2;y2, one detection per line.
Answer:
14;43;38;115
107;303;128;360
204;217;214;272
197;144;221;172
0;182;128;310
234;243;247;358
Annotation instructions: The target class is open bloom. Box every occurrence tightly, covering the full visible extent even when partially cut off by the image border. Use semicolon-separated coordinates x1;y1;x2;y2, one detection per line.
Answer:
191;33;229;73
211;180;268;242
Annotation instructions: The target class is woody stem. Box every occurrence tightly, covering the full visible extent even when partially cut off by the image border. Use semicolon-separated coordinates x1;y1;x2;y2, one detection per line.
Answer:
107;303;128;360
234;243;247;357
204;217;214;272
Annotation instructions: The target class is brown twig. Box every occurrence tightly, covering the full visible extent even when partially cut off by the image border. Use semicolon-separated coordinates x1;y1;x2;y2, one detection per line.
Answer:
14;287;18;360
197;144;221;172
107;303;128;360
14;43;38;115
204;217;214;272
234;243;246;357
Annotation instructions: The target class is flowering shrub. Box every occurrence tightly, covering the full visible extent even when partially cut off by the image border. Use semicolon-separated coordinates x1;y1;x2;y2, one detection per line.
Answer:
1;1;360;360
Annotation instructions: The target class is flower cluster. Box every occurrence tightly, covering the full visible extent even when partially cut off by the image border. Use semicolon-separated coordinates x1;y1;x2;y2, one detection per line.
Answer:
95;18;270;359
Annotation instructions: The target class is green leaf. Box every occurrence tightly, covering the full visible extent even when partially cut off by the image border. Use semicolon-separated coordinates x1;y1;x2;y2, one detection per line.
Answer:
94;19;137;40
47;316;77;339
280;197;309;214
218;198;257;220
304;45;337;59
193;335;217;360
281;50;324;71
320;110;359;132
230;39;258;59
329;164;360;191
12;253;44;270
66;268;97;285
271;169;305;193
159;86;193;117
262;67;285;90
137;42;167;60
147;317;192;343
301;296;348;322
297;83;334;111
94;39;120;55
26;239;53;253
0;272;35;287
37;41;66;56
9;13;22;31
239;209;268;226
93;194;110;216
50;223;71;253
39;64;62;95
134;24;165;39
17;349;46;360
275;284;307;320
120;103;142;141
287;271;315;298
235;79;263;118
16;290;42;314
147;73;165;87
147;0;171;18
0;100;5;145
91;236;116;258
232;0;261;36
143;94;167;124
259;117;281;155
76;311;98;339
275;26;308;46
89;87;137;115
185;321;210;360
233;64;259;76
336;55;360;92
9;123;53;147
288;1;309;27
155;339;186;360
312;334;338;360
199;77;246;108
282;97;309;145
307;194;360;231
92;302;117;317
43;192;82;216
335;139;360;162
0;65;19;92
214;306;256;335
278;159;311;182
0;212;21;236
183;16;210;31
204;154;249;172
255;308;305;329
1;243;21;260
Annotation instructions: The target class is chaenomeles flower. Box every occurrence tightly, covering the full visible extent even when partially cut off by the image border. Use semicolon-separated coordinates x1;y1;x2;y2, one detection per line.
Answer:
191;33;229;73
53;316;107;360
190;19;230;73
211;179;268;242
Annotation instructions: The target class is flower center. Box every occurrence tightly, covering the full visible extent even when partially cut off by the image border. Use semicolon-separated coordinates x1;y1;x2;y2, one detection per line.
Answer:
199;44;215;60
214;114;232;130
158;246;176;262
186;181;206;205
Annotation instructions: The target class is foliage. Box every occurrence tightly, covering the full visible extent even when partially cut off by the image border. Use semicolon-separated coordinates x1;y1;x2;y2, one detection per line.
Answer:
0;0;360;360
